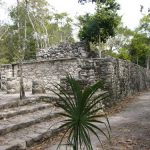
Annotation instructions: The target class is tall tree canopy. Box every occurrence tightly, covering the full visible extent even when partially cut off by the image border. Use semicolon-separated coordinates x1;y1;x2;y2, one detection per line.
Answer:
0;0;74;64
106;13;150;69
78;0;120;51
129;14;150;69
102;24;133;60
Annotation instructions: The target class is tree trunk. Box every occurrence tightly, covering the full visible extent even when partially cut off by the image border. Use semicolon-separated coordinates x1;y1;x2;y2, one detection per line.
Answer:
136;56;139;65
26;1;40;48
40;21;49;48
17;0;25;100
19;63;25;100
99;34;101;58
146;56;150;70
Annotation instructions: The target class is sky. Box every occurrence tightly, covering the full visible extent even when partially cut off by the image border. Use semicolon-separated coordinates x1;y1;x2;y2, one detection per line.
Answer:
0;0;150;30
47;0;150;30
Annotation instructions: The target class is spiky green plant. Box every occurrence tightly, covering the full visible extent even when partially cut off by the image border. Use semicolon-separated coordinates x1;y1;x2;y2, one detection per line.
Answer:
52;74;111;150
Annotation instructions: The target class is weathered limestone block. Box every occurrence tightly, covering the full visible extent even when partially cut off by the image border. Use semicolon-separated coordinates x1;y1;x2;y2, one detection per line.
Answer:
32;80;46;94
0;75;7;91
6;77;20;94
60;78;89;95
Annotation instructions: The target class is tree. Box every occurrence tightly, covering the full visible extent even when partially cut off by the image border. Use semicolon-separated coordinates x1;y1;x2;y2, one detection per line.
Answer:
52;74;110;150
129;14;150;69
129;33;145;65
0;0;74;63
9;0;51;59
129;32;150;68
139;14;150;69
0;24;10;64
106;25;133;52
16;0;26;99
78;0;120;55
48;12;74;44
103;24;133;60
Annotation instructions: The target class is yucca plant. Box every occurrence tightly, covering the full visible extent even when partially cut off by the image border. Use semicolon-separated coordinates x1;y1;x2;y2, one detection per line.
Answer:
52;74;111;150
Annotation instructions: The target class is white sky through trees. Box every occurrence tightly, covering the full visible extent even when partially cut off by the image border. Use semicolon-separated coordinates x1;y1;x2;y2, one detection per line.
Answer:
0;0;149;32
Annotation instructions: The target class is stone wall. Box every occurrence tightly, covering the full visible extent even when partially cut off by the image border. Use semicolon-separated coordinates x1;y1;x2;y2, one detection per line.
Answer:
0;57;150;106
0;58;82;93
97;58;150;105
69;58;150;106
0;40;150;105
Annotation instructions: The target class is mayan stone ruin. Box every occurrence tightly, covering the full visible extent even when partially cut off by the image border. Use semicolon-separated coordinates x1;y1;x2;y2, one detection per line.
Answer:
0;42;150;150
0;41;150;105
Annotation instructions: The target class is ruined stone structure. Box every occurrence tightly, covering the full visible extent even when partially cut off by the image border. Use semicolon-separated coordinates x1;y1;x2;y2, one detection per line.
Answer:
36;42;89;60
0;42;150;106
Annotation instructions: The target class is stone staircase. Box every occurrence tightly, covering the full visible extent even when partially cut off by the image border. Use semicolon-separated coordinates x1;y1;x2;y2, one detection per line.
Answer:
0;95;63;150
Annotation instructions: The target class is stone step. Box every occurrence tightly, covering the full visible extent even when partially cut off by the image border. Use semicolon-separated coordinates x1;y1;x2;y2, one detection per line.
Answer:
0;102;53;119
0;107;62;136
0;117;63;150
0;97;39;110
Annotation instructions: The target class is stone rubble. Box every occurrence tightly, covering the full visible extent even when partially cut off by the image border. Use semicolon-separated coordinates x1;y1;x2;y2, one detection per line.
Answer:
36;42;88;60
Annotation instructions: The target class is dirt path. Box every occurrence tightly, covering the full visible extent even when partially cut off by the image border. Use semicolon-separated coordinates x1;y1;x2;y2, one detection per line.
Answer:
30;91;150;150
96;91;150;150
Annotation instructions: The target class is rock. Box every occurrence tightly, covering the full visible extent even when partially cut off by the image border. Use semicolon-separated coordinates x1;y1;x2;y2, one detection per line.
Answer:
6;77;20;94
32;80;46;94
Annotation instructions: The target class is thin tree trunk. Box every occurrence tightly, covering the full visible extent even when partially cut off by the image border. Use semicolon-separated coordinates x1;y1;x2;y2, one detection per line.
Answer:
17;0;26;100
99;34;101;58
19;63;25;99
23;11;27;58
136;56;139;65
60;32;63;42
146;56;150;70
26;1;40;48
40;21;49;48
